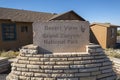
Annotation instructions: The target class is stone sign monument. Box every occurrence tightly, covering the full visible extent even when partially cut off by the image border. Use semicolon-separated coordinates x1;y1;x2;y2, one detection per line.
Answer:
7;21;117;80
33;21;89;53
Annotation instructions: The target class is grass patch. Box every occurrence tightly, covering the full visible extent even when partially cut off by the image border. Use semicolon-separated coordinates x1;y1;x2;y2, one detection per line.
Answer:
105;48;120;59
0;50;19;58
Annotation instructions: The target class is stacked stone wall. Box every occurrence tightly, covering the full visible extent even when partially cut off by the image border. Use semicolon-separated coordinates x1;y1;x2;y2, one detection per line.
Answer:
7;44;116;80
0;57;10;73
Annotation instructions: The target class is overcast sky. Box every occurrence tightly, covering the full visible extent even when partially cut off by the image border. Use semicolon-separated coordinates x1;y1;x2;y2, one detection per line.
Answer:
0;0;120;25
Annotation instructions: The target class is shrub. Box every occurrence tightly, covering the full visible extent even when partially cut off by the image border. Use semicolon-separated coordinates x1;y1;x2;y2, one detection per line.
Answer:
117;30;120;36
105;48;120;58
0;50;19;58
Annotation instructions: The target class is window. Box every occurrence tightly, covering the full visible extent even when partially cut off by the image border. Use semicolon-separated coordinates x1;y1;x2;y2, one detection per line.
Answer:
2;23;16;41
21;26;28;32
111;28;115;38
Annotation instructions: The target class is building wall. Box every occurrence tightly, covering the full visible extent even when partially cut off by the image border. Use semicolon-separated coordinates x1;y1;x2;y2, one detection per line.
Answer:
0;19;33;50
90;25;107;49
107;27;117;48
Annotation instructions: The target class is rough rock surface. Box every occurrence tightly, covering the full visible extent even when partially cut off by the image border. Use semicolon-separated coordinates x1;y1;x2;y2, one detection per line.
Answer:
7;44;117;80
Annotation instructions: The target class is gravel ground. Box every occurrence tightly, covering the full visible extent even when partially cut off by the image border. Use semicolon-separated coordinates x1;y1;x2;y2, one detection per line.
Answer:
0;74;7;80
0;74;120;80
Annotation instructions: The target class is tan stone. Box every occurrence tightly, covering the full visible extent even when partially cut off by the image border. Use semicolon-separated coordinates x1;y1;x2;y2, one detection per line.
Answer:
80;76;96;80
22;72;34;77
12;63;26;68
31;77;43;80
75;72;90;77
54;65;69;69
79;67;99;72
18;60;29;64
17;68;28;72
30;61;43;65
56;61;73;65
70;65;84;68
41;65;53;69
19;76;30;80
91;71;101;75
27;64;40;69
29;57;40;61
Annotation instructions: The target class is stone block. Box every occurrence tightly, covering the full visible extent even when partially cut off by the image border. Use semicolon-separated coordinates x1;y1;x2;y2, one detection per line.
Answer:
94;55;105;59
68;57;82;61
29;57;40;61
52;73;74;77
91;71;101;75
52;70;63;73
50;58;67;61
79;60;92;64
19;76;30;80
87;48;96;53
22;44;38;50
70;65;84;69
44;78;56;80
82;56;94;60
32;54;43;57
20;48;38;54
54;65;69;69
95;48;103;52
8;74;19;80
29;69;44;72
40;58;50;61
64;69;78;73
18;60;29;64
27;64;40;69
25;54;33;57
57;78;78;80
22;72;34;77
17;68;28;72
11;67;16;71
97;73;113;79
91;59;104;63
45;70;63;73
100;65;112;70
30;61;43;65
34;73;51;77
56;61;73;65
41;65;53;69
17;56;28;60
102;68;113;73
102;61;112;66
80;76;96;80
12;63;26;68
79;67;99;72
44;62;55;65
33;21;89;53
12;71;21;75
85;63;101;68
44;54;52;58
31;77;43;80
75;72;90;77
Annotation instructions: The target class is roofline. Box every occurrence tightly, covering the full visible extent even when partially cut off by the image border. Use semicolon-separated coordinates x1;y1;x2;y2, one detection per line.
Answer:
0;7;54;15
90;23;120;28
49;10;86;21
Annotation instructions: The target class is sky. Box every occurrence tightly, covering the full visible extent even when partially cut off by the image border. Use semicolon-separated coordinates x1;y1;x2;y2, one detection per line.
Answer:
0;0;120;25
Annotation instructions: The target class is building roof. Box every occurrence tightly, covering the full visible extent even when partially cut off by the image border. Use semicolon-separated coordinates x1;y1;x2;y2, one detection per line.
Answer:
0;7;55;22
0;7;86;22
91;22;120;27
49;10;85;21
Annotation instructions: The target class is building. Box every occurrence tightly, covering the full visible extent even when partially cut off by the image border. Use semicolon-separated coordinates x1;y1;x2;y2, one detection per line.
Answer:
0;7;85;50
90;22;120;49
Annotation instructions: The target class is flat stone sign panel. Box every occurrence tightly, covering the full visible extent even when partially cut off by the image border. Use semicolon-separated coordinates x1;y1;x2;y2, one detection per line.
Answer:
33;21;89;53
